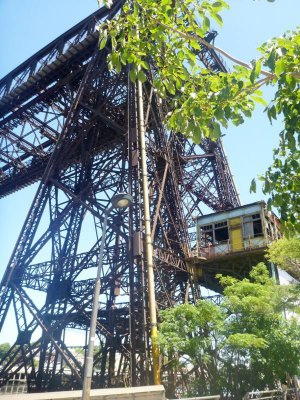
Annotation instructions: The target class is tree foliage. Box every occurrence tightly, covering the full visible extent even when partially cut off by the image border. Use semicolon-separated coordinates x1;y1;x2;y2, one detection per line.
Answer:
158;301;224;396
0;342;10;361
158;264;300;399
98;0;300;231
267;237;300;280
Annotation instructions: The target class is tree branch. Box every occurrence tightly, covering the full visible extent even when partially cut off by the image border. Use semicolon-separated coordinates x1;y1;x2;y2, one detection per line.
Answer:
153;18;276;78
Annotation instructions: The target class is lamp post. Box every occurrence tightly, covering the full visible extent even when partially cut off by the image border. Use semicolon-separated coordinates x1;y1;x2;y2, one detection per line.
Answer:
82;193;133;400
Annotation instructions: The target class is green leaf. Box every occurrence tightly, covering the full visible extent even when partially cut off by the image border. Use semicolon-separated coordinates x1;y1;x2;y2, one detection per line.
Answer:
267;105;277;122
275;58;285;77
211;122;222;140
250;60;261;83
266;50;276;72
140;60;149;70
192;126;202;144
203;16;210;31
250;178;256;193
251;95;267;107
212;1;223;8
263;178;270;193
224;106;232;119
214;107;224;119
210;13;223;27
184;47;197;66
115;61;122;74
107;60;113;71
129;67;137;82
165;80;176;95
285;74;296;89
137;69;147;83
99;29;108;50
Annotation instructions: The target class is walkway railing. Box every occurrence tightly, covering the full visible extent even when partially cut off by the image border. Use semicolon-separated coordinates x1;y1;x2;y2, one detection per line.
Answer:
170;396;220;400
243;388;300;400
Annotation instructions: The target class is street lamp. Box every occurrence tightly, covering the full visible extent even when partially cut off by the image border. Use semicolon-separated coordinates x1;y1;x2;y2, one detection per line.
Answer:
82;193;133;400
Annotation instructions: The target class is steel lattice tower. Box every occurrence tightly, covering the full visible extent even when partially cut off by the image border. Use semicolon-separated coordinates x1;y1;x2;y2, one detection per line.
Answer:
0;4;240;393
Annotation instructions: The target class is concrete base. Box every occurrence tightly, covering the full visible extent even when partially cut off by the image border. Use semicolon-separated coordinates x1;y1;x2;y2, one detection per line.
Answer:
0;385;165;400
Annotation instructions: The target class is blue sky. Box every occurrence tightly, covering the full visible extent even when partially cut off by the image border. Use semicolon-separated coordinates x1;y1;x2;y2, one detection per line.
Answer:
0;1;299;283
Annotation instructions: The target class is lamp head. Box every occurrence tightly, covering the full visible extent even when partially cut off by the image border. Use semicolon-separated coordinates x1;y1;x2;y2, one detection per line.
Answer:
111;193;133;209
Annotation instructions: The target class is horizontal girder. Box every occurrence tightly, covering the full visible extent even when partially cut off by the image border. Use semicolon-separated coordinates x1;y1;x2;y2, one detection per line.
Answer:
0;3;123;115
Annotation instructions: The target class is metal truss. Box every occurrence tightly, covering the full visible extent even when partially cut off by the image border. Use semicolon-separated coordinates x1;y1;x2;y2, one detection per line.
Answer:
0;3;240;394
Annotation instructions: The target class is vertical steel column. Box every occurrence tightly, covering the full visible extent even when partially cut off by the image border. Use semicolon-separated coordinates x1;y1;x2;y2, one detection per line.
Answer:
136;76;161;384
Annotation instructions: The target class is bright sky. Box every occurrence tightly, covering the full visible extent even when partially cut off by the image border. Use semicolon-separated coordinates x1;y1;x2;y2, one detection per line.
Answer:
0;0;299;342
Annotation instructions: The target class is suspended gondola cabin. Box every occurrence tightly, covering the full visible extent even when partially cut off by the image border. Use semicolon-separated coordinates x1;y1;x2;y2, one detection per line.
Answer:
196;201;281;259
187;202;281;290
